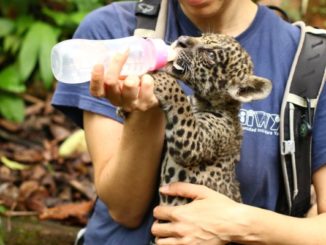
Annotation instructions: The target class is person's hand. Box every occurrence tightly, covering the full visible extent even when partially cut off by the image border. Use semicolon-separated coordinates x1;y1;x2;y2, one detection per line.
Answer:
151;182;242;245
89;50;159;112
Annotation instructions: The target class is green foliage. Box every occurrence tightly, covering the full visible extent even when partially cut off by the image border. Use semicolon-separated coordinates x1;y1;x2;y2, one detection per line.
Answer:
0;93;25;122
0;216;4;245
311;0;326;16
18;21;60;88
0;0;110;122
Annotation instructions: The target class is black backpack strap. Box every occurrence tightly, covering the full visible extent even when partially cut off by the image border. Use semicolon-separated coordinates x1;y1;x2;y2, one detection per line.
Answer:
266;5;290;22
278;22;326;217
134;0;167;38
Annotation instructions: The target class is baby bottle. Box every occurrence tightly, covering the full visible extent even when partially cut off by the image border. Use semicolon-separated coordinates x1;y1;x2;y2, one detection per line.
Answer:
51;36;174;84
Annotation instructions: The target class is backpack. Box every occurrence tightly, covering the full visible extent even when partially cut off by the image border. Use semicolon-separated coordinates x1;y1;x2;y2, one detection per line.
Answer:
134;0;326;217
278;22;326;216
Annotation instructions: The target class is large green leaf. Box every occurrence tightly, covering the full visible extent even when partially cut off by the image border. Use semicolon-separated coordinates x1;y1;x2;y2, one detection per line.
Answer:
0;92;25;122
42;8;70;27
0;65;25;93
0;18;14;37
39;23;60;89
18;22;42;81
18;21;60;86
3;35;21;55
42;7;85;27
72;0;101;12
69;12;88;25
2;17;33;55
15;16;34;35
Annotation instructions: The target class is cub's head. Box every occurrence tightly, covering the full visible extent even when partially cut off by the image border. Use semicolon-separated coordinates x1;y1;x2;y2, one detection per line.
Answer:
165;33;272;103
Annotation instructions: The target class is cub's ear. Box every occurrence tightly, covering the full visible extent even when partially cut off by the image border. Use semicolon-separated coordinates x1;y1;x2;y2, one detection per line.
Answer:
228;75;272;103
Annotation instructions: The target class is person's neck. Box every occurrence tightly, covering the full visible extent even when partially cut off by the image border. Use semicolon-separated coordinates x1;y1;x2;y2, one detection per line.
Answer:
182;1;258;37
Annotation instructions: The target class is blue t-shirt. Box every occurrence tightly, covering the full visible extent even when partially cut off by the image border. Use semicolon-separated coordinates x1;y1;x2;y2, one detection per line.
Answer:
52;1;326;244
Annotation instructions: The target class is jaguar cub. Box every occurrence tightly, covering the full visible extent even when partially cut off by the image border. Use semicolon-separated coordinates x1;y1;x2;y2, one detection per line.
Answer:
152;33;272;206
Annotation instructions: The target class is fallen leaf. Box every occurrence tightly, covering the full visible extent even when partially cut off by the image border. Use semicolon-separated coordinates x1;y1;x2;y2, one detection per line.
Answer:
1;156;31;170
59;130;88;157
29;165;47;181
19;180;40;201
25;188;49;212
0;183;19;207
18;181;49;212
0;118;21;132
39;201;94;225
13;148;43;163
0;166;14;182
69;179;96;200
0;93;94;226
50;124;71;142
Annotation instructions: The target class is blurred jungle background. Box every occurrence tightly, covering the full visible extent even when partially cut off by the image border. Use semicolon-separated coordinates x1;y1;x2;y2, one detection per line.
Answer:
0;0;325;244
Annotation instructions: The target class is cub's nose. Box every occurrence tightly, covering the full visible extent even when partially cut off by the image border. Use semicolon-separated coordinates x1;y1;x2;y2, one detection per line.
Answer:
175;36;196;48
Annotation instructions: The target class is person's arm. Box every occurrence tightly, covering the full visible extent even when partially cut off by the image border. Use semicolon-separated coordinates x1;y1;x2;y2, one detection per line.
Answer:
233;164;326;244
152;165;326;244
84;52;165;228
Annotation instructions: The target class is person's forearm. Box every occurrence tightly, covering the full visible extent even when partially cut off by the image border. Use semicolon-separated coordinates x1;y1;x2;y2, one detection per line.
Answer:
98;107;165;228
229;204;326;244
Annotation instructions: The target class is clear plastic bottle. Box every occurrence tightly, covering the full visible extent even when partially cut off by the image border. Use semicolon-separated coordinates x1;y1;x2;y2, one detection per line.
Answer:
51;36;173;84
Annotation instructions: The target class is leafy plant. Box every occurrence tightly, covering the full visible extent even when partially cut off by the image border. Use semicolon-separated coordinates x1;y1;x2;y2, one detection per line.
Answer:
0;215;4;245
280;0;303;21
0;0;110;122
311;0;326;13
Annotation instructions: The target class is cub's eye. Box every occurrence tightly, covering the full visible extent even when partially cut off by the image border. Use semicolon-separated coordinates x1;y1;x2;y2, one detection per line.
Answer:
206;50;216;61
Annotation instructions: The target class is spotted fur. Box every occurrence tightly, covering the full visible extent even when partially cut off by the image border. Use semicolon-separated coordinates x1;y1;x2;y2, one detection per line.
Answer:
150;33;272;206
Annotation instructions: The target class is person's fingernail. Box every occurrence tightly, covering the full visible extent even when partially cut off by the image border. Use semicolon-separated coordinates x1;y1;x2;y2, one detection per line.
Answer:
93;64;103;73
159;185;169;193
119;75;127;80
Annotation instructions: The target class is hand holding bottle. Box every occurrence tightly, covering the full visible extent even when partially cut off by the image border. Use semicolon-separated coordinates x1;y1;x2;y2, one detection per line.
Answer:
89;50;159;113
51;36;174;84
51;36;177;112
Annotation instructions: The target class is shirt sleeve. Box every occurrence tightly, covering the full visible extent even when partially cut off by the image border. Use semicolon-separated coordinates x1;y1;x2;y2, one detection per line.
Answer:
51;2;137;127
312;83;326;172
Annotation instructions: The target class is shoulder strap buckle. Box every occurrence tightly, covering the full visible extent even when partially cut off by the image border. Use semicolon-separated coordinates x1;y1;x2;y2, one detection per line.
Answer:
134;0;168;38
281;140;295;155
136;1;160;16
